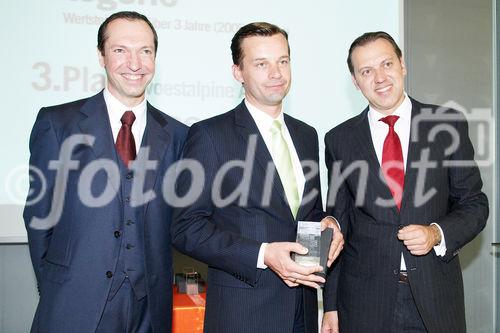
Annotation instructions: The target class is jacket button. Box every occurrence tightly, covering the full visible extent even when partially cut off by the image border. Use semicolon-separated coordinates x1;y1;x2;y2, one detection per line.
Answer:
106;271;113;278
126;244;134;250
114;230;121;238
126;220;134;226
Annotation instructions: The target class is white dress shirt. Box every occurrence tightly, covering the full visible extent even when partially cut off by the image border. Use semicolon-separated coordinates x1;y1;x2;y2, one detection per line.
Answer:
103;88;147;150
244;100;306;269
246;101;306;198
367;94;446;270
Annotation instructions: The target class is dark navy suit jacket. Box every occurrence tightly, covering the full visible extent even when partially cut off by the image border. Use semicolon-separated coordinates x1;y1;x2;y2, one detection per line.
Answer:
323;98;488;333
23;91;188;333
172;101;326;333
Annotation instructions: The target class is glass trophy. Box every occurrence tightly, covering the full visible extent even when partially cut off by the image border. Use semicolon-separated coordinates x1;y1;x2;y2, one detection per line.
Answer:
293;221;333;280
293;221;321;267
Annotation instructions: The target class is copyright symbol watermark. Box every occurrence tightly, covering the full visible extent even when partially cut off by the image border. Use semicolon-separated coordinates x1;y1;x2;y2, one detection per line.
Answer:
5;165;47;206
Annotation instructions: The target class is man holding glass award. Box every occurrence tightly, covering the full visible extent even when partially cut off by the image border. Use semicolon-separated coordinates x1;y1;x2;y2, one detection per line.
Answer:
172;22;343;333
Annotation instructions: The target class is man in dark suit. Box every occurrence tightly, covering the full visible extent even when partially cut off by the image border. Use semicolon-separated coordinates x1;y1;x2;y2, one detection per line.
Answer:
171;22;343;333
23;11;188;333
322;31;488;333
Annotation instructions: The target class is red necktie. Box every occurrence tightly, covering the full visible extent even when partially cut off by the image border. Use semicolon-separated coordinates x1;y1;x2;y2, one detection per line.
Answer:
116;111;136;167
379;115;404;210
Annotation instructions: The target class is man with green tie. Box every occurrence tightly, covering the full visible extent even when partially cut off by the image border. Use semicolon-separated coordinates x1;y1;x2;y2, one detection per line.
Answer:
171;22;343;333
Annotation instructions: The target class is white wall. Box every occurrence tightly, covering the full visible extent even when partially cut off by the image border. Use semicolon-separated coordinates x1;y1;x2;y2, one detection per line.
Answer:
0;0;401;242
0;1;402;331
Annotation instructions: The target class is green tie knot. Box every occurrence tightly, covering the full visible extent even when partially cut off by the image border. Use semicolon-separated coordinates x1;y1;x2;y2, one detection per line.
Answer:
270;119;283;135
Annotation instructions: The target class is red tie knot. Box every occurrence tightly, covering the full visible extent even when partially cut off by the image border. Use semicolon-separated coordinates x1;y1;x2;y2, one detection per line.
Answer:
379;115;399;128
121;111;136;126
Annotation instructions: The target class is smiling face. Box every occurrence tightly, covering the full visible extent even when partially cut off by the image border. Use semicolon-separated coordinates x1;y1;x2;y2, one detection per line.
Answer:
350;38;407;115
98;18;155;107
232;34;291;117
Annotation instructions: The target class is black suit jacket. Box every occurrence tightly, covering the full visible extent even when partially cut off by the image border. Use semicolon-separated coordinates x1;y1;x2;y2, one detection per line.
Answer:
323;98;488;333
172;101;326;333
24;91;188;333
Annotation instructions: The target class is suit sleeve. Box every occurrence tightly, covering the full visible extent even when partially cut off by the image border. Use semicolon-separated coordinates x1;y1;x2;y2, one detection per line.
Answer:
436;111;489;261
23;108;59;285
323;131;351;312
171;123;262;285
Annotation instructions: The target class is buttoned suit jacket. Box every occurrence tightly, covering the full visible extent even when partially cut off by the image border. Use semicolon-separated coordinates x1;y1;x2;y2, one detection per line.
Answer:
171;101;326;333
24;91;188;333
323;97;488;333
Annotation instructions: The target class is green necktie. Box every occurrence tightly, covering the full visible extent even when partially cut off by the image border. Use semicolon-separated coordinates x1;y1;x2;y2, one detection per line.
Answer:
270;120;300;218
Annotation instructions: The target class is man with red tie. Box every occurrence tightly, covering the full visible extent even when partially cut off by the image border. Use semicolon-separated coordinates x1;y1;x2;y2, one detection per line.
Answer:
321;32;488;333
23;11;187;333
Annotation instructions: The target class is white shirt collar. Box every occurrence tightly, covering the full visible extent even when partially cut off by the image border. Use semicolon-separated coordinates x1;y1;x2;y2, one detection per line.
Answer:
244;99;285;131
103;88;148;148
103;88;147;126
368;93;412;124
243;99;306;204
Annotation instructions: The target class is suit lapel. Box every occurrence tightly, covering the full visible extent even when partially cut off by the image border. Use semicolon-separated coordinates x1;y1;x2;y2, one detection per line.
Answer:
77;93;172;211
78;91;122;199
233;102;291;216
284;115;313;220
139;104;171;217
400;99;425;214
78;92;117;161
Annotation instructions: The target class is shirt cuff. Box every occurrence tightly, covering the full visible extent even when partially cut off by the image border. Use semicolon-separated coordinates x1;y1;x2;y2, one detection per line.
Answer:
431;223;447;256
257;243;268;269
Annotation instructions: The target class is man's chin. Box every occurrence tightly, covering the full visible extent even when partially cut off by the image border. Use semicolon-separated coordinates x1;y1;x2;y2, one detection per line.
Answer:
123;89;147;99
266;94;286;105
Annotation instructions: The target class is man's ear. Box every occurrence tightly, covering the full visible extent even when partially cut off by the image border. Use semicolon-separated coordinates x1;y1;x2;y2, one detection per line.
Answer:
97;48;105;68
232;64;244;84
351;75;360;90
400;57;407;76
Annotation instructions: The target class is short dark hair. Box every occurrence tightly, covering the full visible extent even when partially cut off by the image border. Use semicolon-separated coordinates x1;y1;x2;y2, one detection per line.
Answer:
347;31;402;74
231;22;289;67
97;11;158;56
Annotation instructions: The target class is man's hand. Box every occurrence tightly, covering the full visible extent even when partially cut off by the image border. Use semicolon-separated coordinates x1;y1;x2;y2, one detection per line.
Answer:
398;224;441;255
321;217;344;267
264;242;325;288
321;311;339;333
